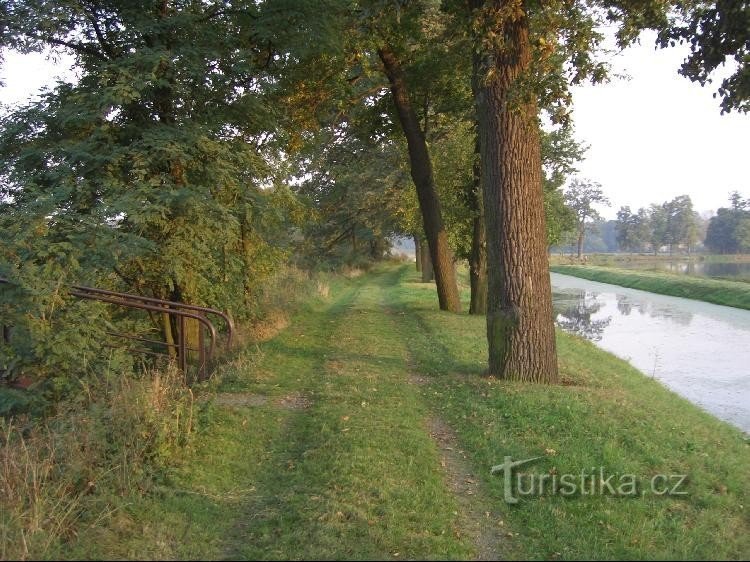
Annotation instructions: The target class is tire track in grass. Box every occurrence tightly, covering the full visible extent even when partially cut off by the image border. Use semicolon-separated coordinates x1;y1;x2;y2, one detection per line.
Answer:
377;269;507;561
224;268;473;560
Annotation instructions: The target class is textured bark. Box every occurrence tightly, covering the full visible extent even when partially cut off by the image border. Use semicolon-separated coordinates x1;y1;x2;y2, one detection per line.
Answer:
469;137;488;315
162;311;177;359
379;46;461;312
420;238;434;282
414;234;422;272
474;3;558;382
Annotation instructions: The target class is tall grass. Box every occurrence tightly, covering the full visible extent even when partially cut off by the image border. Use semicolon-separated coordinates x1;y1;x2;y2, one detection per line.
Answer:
0;367;194;560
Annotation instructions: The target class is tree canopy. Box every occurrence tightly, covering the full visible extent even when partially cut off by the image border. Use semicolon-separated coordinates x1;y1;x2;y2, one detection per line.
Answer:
0;0;746;384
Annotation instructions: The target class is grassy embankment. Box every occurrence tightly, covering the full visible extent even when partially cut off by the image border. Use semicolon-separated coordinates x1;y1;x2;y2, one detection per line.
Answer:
8;264;749;560
548;254;750;267
551;265;750;310
50;267;750;559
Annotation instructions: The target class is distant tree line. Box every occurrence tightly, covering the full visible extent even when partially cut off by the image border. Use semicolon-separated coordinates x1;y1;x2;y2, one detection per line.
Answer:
615;195;701;255
555;191;750;256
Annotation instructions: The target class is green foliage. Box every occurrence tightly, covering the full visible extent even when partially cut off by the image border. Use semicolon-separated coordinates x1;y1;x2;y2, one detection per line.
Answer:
291;124;406;269
541;127;584;246
615;206;651;253
0;0;310;383
615;195;700;255
655;0;750;113
0;264;132;392
705;192;750;253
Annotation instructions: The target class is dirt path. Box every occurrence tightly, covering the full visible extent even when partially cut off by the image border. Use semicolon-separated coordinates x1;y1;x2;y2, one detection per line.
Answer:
426;416;507;561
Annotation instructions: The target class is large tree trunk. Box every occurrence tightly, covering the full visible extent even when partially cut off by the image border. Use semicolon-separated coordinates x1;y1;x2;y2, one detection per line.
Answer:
379;45;461;313
420;238;434;282
414;234;422;272
469;138;487;314
474;3;558;383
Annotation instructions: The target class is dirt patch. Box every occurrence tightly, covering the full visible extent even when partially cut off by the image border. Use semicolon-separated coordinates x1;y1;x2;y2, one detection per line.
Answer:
408;373;428;385
324;359;346;374
248;310;289;342
275;392;312;410
212;391;311;411
213;393;269;408
427;417;507;561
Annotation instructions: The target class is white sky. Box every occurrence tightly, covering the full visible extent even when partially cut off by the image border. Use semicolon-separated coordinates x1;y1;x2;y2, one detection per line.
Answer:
1;31;747;220
570;30;748;219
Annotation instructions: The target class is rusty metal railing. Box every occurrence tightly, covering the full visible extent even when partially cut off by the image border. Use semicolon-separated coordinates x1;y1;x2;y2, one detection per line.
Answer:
0;277;234;382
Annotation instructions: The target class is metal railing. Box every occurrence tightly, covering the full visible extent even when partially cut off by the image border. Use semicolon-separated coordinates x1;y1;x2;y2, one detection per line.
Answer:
1;278;234;382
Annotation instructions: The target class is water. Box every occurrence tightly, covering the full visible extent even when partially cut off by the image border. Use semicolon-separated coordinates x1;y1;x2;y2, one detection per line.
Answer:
551;273;750;433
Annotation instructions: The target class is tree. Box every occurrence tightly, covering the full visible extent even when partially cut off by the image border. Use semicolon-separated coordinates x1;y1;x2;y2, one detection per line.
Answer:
292;125;405;268
470;1;554;380
541;127;585;248
0;0;311;380
663;195;698;254
0;1;291;308
654;0;750;114
615;206;638;252
634;207;653;252
564;179;610;259
378;44;461;312
648;204;669;254
735;216;750;252
466;0;747;382
705;192;750;253
615;206;654;253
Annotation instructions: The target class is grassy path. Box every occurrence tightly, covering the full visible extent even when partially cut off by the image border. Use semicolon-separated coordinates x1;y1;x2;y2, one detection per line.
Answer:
79;267;501;560
71;265;749;560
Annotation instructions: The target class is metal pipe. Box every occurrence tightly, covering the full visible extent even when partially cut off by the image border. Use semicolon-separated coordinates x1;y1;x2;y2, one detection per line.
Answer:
1;277;225;380
71;284;234;346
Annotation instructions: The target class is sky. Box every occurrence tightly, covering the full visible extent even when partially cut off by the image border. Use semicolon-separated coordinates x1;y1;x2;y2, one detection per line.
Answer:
1;31;747;220
569;30;748;219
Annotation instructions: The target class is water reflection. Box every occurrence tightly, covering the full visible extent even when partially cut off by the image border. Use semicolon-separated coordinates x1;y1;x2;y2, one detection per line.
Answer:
551;272;750;433
554;288;693;331
553;290;611;341
616;294;632;316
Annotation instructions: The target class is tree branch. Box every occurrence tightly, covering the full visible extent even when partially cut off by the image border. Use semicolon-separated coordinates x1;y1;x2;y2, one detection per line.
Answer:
80;1;117;59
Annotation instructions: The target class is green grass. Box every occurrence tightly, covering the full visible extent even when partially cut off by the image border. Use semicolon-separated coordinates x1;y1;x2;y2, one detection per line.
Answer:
551;265;750;310
62;265;748;560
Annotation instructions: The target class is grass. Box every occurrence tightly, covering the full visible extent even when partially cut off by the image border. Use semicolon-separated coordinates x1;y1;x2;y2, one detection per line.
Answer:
551;265;750;310
0;367;195;560
549;253;750;267
15;264;749;560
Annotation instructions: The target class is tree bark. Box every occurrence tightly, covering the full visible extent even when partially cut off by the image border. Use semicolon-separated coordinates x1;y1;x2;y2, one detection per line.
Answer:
469;138;487;314
474;2;558;383
420;237;434;282
379;45;460;312
414;234;422;272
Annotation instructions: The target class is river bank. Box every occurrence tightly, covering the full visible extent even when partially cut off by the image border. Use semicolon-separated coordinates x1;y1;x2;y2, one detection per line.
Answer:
551;265;750;310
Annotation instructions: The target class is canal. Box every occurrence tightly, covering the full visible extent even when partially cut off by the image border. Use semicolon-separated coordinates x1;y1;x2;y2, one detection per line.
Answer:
552;272;750;433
